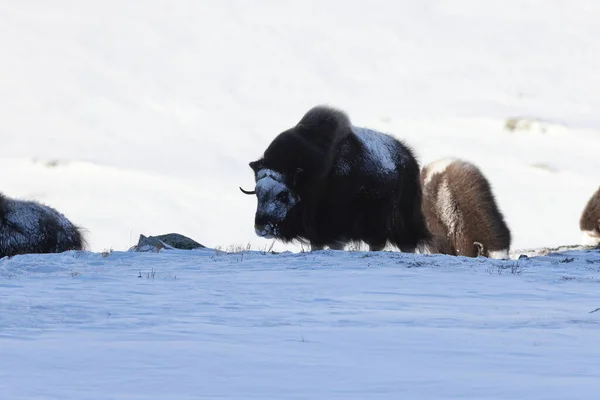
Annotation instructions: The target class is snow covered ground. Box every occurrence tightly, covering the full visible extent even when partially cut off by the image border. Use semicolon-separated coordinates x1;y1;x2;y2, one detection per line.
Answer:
1;246;600;399
1;0;599;252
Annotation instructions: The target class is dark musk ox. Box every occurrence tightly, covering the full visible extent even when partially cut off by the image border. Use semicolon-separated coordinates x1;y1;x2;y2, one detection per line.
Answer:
580;186;600;246
419;157;511;259
239;105;432;252
0;192;86;259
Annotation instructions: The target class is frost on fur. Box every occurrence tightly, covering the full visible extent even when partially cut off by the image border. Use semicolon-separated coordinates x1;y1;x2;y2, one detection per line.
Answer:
0;193;86;258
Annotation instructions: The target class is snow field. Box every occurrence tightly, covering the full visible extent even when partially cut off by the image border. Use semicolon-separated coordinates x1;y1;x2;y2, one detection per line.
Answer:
1;247;600;399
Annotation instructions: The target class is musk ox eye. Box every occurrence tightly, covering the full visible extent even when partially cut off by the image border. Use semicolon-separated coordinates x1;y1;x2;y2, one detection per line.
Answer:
276;192;289;204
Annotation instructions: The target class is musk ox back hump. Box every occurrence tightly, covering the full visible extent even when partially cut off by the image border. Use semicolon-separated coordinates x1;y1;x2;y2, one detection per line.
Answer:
296;105;352;150
421;157;511;259
0;193;85;258
579;186;600;246
258;105;353;179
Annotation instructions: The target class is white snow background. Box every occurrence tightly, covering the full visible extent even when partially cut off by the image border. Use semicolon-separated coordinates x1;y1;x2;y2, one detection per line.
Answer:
1;0;600;398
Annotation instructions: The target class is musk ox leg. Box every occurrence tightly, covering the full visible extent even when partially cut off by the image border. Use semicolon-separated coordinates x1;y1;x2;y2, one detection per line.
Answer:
328;242;345;250
368;242;387;252
310;243;324;251
431;235;454;255
414;235;453;255
398;244;416;253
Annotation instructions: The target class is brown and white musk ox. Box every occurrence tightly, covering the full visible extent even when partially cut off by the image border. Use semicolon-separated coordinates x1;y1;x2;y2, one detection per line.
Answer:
580;186;600;247
420;157;511;259
0;192;86;259
239;105;432;252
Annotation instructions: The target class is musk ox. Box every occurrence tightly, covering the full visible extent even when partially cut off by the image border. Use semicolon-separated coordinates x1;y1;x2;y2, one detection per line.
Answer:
580;186;600;246
239;105;432;252
0;192;86;259
420;157;511;259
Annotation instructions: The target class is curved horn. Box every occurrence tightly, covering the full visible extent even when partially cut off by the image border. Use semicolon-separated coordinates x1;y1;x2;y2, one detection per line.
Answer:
239;186;256;195
473;241;485;257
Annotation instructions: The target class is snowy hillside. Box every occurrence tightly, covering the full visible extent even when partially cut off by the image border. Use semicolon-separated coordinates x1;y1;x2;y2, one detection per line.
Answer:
1;0;599;252
2;247;600;398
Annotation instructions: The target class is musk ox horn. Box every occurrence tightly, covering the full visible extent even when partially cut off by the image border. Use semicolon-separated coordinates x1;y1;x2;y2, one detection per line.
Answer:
473;241;485;257
239;186;256;195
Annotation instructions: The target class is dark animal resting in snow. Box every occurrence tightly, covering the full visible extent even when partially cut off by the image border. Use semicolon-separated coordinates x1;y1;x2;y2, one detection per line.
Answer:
129;233;206;252
579;186;600;247
0;192;85;259
239;105;432;252
419;157;511;259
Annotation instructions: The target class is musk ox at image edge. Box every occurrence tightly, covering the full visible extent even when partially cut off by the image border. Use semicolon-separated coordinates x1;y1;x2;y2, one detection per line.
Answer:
580;186;600;247
0;192;86;259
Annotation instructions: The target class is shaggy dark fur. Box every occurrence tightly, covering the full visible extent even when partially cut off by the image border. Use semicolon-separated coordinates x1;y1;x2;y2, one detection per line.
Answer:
0;192;86;259
579;186;600;246
241;105;432;252
420;158;511;258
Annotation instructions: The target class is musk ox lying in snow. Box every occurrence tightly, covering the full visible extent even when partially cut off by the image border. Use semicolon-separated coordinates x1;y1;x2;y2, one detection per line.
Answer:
580;186;600;246
0;192;86;259
240;105;432;252
420;157;511;259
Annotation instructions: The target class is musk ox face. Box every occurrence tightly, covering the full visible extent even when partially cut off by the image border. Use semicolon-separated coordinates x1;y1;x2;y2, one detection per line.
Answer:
240;162;302;239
